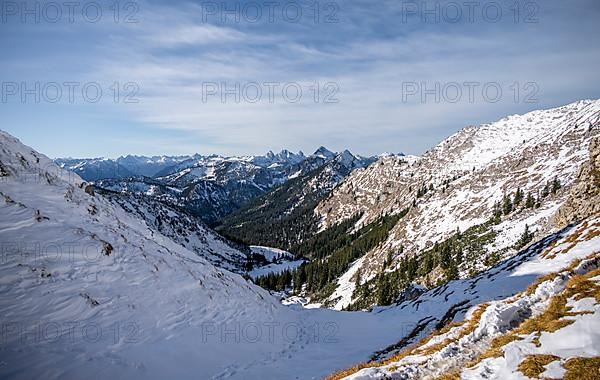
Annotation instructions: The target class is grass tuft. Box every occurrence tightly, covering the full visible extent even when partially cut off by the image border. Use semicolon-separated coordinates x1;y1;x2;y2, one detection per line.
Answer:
564;357;600;380
518;354;560;378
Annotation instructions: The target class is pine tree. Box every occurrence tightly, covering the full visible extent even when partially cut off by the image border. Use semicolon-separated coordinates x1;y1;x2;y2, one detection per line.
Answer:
514;187;524;206
525;192;535;208
535;190;542;208
376;274;389;305
492;201;502;224
515;224;534;249
385;251;393;268
551;177;561;194
503;193;513;215
245;255;254;271
445;259;459;281
355;269;361;287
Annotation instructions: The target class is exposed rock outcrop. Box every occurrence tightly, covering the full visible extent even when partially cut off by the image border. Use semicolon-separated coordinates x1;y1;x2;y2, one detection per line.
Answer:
554;137;600;227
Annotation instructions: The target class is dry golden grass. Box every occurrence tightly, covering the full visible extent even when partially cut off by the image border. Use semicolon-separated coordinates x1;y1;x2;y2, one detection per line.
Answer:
327;305;489;379
525;272;562;296
565;221;589;243
467;265;600;370
583;227;600;241
542;220;599;259
518;354;560;378
435;371;461;380
564;357;600;380
526;252;599;296
328;244;600;380
518;294;575;334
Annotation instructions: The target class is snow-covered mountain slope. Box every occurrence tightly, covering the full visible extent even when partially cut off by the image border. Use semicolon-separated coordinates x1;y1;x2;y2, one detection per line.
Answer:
316;99;600;309
98;189;250;272
95;174;248;226
554;136;600;227
0;130;441;380
0;130;291;378
331;215;600;379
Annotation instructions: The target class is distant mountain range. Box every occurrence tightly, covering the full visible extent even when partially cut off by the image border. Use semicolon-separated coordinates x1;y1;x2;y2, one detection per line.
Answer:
56;147;378;225
55;155;194;180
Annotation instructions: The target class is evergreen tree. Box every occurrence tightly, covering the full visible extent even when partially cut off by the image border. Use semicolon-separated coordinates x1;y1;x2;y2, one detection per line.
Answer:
551;177;561;194
376;274;391;305
525;192;535;208
492;201;502;224
503;193;513;215
445;259;459;281
513;187;524;206
515;224;534;249
245;255;254;271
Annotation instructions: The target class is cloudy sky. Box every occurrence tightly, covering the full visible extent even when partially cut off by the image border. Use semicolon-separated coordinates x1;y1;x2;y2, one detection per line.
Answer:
1;0;599;158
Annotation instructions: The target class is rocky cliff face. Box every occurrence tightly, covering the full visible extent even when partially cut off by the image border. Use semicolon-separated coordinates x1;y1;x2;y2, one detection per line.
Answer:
554;137;600;227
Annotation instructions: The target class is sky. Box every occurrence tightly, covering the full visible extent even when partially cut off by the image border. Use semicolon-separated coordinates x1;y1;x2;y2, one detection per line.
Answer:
1;0;599;158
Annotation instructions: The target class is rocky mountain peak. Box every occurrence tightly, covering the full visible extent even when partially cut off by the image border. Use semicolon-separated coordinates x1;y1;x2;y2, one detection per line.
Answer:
313;146;336;159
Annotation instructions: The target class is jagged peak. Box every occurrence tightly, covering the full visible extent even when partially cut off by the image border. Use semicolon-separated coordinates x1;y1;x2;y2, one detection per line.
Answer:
313;146;336;159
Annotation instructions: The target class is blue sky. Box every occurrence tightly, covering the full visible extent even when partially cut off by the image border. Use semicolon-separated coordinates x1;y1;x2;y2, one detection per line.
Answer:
1;0;599;158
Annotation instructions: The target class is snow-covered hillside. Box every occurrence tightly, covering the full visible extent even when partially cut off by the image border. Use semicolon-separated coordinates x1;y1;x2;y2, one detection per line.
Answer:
0;130;434;379
316;99;600;309
99;190;250;272
332;216;600;379
2;127;600;379
0;130;290;378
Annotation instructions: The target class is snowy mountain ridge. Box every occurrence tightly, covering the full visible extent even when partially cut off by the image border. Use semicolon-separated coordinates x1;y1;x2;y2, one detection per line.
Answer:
88;147;373;226
55;154;196;180
315;99;600;310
